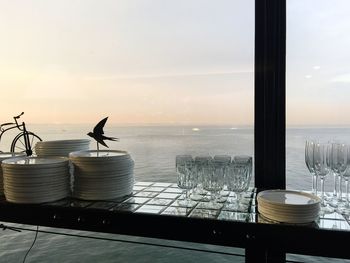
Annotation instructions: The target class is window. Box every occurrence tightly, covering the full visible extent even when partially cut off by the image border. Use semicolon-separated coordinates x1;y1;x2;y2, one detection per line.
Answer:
0;1;254;182
287;0;350;190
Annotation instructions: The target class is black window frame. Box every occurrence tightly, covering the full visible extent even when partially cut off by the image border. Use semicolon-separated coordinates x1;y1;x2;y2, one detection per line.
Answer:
254;0;286;191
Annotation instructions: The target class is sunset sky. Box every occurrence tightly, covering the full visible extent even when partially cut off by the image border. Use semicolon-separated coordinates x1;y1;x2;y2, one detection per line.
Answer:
0;0;349;126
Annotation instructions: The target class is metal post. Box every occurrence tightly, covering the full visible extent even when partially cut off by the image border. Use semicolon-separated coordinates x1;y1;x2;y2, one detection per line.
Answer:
254;0;286;191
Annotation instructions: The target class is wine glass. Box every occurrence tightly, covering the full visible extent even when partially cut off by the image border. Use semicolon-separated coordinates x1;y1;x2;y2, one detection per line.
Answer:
329;142;347;206
214;155;231;198
176;155;197;207
190;155;212;201
313;143;332;213
225;155;252;211
338;145;350;215
305;140;317;195
202;156;229;208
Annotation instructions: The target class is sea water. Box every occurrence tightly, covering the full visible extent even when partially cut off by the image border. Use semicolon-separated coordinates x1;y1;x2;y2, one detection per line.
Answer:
0;125;349;262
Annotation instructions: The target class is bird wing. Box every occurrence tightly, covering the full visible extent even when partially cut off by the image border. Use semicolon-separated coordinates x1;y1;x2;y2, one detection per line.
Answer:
95;137;109;148
93;117;108;135
102;135;119;141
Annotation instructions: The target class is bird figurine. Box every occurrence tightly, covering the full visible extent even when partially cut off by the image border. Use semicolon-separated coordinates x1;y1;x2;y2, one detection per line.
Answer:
87;117;118;151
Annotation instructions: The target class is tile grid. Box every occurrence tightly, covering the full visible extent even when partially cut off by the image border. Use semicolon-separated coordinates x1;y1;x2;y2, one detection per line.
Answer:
1;182;350;230
129;182;255;220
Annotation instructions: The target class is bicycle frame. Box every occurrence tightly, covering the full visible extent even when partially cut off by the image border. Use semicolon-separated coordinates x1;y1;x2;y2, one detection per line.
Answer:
0;112;24;140
0;123;22;144
0;112;34;156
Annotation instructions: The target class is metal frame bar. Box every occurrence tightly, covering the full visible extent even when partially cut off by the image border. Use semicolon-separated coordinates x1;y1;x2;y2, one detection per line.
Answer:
253;0;286;261
0;202;350;261
254;0;286;191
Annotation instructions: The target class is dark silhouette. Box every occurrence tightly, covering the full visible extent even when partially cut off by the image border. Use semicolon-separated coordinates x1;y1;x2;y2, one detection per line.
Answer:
87;117;118;150
0;112;42;156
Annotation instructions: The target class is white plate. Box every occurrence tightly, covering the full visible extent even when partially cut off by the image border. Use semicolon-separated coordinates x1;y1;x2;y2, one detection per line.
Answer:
36;139;90;145
259;207;319;218
3;177;70;185
258;204;319;217
2;172;69;179
74;174;133;181
36;149;89;154
2;165;68;173
0;152;26;160
73;162;134;170
2;157;69;168
4;186;70;195
73;188;132;200
4;184;69;192
36;143;89;148
36;146;89;151
5;190;70;204
69;150;128;158
74;181;134;190
257;190;320;207
258;206;319;224
74;170;133;178
259;201;320;214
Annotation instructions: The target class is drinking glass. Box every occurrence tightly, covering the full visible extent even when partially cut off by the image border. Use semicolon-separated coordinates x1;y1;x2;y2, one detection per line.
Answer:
202;156;229;208
329;142;347;206
176;155;197;207
305;140;317;195
191;155;212;201
338;146;350;215
225;155;252;211
313;143;332;213
214;155;231;198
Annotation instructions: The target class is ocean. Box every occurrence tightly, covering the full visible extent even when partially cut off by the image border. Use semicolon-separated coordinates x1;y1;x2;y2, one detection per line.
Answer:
0;125;349;262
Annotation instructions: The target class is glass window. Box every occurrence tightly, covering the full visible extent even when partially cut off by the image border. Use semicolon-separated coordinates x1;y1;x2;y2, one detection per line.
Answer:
287;0;350;190
0;1;254;261
0;0;254;183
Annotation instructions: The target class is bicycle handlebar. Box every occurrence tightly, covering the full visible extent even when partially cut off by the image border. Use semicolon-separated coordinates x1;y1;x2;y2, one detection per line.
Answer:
14;112;24;119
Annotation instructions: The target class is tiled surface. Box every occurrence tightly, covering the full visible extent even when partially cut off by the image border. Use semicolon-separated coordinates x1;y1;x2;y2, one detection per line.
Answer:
106;182;255;220
1;182;350;231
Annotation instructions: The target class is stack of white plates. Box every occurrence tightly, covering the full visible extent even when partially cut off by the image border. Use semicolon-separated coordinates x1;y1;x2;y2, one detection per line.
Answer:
35;139;90;157
257;190;320;224
69;150;134;200
0;152;26;195
2;157;70;203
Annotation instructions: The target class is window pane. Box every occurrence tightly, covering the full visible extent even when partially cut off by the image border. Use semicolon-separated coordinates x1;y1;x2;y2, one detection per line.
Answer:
0;0;254;183
287;0;350;190
0;1;254;261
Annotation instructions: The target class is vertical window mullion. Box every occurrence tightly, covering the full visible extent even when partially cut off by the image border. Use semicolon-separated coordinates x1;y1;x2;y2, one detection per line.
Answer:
254;0;286;190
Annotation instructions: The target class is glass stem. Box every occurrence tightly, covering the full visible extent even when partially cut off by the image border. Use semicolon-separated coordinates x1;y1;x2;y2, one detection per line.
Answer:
315;175;318;196
346;179;349;207
338;175;343;201
312;174;317;195
333;173;337;197
321;177;325;206
185;189;190;200
236;192;241;206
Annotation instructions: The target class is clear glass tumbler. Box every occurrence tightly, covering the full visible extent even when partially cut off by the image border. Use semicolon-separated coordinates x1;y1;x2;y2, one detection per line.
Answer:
225;155;252;211
176;155;197;207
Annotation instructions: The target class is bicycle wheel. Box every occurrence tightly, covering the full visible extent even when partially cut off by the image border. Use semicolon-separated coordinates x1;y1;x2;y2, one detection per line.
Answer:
11;132;42;156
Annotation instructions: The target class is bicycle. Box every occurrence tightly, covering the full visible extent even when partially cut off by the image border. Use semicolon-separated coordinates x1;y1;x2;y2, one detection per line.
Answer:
0;112;42;156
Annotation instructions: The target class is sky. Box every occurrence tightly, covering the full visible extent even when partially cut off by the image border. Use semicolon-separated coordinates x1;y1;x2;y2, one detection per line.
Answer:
0;0;349;126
